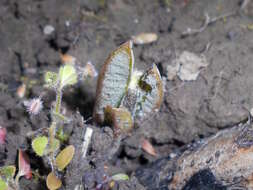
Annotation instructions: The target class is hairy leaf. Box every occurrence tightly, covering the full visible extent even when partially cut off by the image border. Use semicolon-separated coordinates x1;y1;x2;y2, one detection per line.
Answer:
32;136;48;156
111;173;129;181
58;64;77;88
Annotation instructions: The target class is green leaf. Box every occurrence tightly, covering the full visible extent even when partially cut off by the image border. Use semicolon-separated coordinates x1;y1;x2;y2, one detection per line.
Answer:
44;71;58;88
55;145;75;171
0;178;8;190
134;64;163;121
0;166;16;179
46;172;62;190
32;136;48;156
93;41;134;124
56;128;69;142
58;64;77;88
111;173;129;181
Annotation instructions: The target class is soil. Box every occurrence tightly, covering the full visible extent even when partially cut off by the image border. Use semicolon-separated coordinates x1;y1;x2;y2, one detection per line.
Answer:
0;0;253;189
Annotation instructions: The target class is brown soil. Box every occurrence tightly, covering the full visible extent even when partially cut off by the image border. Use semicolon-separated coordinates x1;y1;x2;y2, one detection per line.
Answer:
0;0;253;189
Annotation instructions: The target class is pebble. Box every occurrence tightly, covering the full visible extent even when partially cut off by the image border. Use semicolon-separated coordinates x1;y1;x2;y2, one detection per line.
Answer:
132;33;158;45
43;25;55;35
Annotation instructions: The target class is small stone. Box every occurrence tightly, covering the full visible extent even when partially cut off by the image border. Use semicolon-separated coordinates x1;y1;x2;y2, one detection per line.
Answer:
43;25;55;35
132;33;158;45
134;18;139;23
241;0;253;17
65;20;70;27
166;64;179;80
176;51;208;81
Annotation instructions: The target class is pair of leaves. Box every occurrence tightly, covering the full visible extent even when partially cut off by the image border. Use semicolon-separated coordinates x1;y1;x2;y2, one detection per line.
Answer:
93;40;163;133
32;137;74;190
32;136;74;190
45;64;77;89
32;137;74;171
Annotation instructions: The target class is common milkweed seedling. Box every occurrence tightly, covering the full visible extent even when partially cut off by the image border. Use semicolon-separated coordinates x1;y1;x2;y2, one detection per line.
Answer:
93;40;164;135
91;40;163;161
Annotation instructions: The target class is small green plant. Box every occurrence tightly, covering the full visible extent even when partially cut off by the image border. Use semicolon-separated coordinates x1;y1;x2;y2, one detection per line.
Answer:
93;41;164;135
29;63;79;189
21;60;95;190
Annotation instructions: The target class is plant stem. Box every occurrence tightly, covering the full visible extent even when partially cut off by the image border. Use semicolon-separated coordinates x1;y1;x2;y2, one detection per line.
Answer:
49;87;62;171
14;173;20;190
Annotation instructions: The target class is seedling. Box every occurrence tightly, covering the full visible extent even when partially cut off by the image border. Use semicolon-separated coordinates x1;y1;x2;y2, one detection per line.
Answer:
27;63;81;189
93;40;164;135
24;60;96;190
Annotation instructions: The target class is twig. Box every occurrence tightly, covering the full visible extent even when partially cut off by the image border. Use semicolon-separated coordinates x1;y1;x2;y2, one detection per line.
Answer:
240;0;250;10
210;70;224;100
81;127;93;158
181;11;237;38
74;185;83;190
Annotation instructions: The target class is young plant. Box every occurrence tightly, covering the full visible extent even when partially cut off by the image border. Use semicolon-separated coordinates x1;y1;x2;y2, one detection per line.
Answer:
28;63;79;189
93;40;164;135
25;58;97;189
